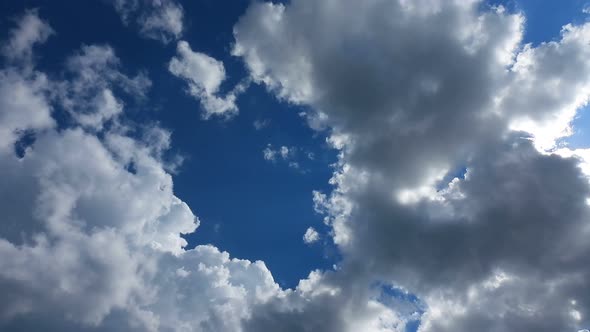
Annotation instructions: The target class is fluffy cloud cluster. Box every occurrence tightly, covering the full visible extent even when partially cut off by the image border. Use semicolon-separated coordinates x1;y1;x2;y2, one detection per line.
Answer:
111;0;184;43
168;41;249;119
0;11;284;332
233;0;590;331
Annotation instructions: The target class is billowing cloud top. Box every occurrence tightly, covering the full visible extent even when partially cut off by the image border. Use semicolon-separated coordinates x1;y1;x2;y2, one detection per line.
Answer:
2;1;590;332
0;10;280;332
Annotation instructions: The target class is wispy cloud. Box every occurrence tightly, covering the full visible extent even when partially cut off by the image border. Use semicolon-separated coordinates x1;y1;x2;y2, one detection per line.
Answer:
110;0;184;43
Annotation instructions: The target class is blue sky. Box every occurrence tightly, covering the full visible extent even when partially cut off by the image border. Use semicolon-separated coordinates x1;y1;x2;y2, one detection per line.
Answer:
2;1;590;332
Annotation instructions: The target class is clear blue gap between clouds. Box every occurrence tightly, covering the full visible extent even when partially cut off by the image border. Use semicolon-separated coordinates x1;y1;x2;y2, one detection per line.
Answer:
567;105;590;149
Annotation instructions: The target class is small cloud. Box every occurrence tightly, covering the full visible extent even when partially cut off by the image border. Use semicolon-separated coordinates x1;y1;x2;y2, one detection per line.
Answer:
280;146;290;159
262;144;304;171
169;41;250;119
288;161;300;169
303;227;320;244
263;144;293;162
253;119;270;130
263;144;277;161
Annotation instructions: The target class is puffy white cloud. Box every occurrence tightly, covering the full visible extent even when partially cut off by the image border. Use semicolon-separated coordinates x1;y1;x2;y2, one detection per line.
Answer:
280;146;290;159
303;227;319;244
0;10;285;332
233;0;590;330
500;23;590;150
111;0;183;43
143;245;282;332
262;144;292;161
169;41;248;119
262;145;277;161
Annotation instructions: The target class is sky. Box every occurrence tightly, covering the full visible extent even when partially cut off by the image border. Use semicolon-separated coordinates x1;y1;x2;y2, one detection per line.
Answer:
1;1;590;332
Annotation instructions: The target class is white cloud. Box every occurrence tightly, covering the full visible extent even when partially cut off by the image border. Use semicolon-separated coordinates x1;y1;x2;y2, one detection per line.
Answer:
262;144;304;170
0;69;54;151
111;0;183;43
0;11;286;332
169;41;248;119
170;41;225;95
138;1;183;42
253;118;270;130
303;227;319;244
262;145;277;161
138;245;282;332
279;146;290;159
1;9;53;65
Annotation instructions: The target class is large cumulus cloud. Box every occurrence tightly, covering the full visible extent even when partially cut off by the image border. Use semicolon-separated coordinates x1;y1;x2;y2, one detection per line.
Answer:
0;10;283;332
233;0;590;331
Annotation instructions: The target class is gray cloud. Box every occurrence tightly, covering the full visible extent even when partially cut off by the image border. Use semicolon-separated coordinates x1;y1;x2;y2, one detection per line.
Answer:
233;0;590;330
